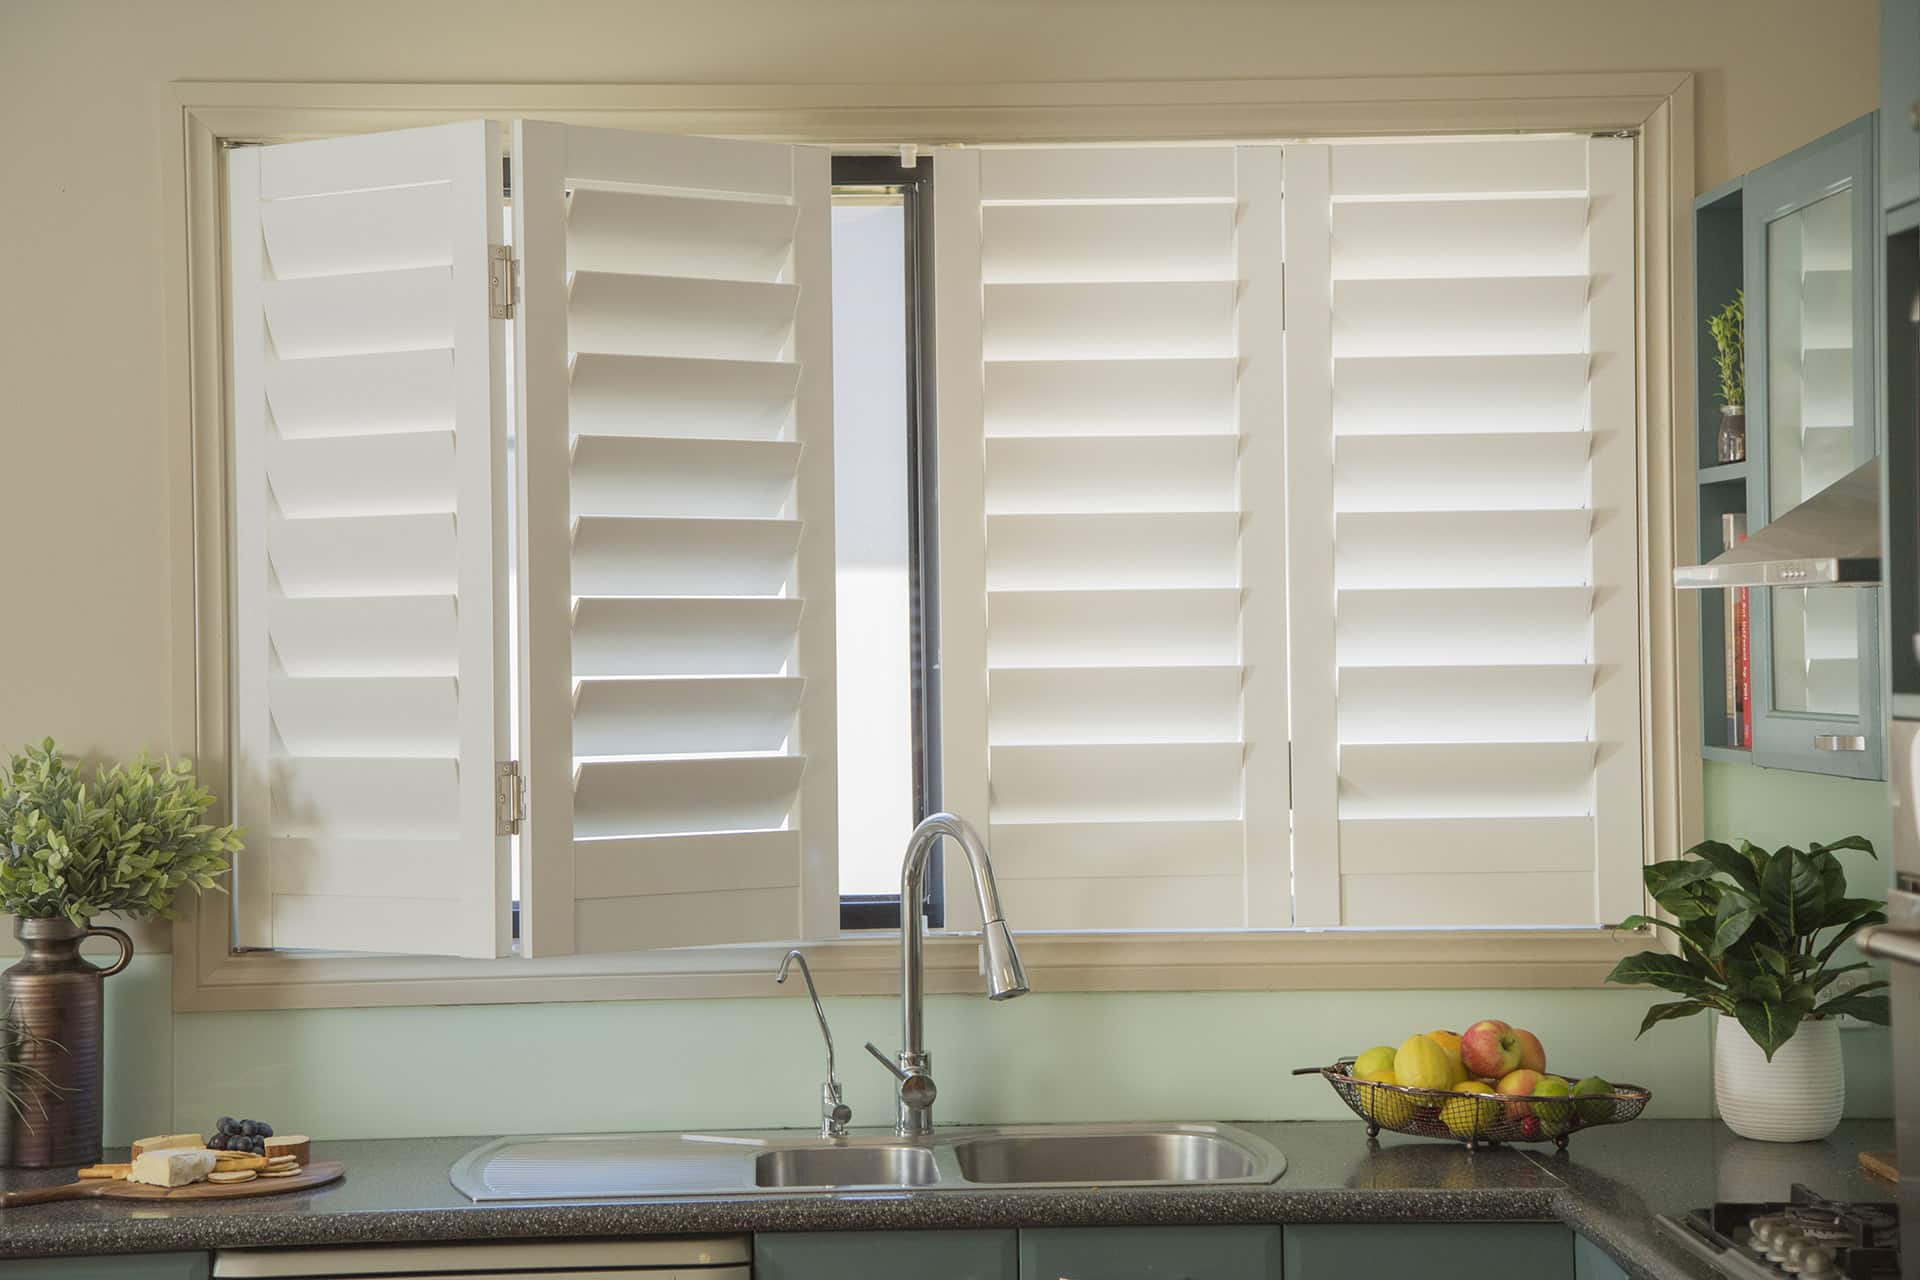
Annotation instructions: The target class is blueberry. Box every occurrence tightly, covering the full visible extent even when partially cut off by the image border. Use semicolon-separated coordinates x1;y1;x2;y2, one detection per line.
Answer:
216;1116;236;1135
256;1122;273;1138
207;1134;228;1150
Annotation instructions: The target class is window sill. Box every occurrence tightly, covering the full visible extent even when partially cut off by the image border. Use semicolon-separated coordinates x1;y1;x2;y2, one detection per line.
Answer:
173;916;1655;1011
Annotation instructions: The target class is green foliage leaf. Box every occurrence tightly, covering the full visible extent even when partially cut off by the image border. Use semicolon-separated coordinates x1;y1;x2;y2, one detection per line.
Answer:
1687;840;1764;897
1815;991;1892;1024
1736;994;1814;1060
0;739;238;925
1607;950;1725;1000
1710;891;1759;955
1760;846;1827;939
1636;1000;1709;1037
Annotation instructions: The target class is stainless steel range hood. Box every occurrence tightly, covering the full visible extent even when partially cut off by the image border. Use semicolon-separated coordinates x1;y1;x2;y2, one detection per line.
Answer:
1673;457;1882;589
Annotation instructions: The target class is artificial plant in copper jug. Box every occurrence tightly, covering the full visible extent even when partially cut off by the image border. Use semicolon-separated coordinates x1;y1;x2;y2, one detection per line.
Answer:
0;739;239;1166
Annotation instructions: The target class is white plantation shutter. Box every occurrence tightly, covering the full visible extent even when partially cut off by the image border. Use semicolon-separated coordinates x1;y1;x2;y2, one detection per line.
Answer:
935;146;1290;931
513;123;837;956
1286;137;1645;928
226;122;510;958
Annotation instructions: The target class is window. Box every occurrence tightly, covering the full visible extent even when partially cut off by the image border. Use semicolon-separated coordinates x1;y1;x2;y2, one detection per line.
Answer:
217;119;1652;967
828;156;944;931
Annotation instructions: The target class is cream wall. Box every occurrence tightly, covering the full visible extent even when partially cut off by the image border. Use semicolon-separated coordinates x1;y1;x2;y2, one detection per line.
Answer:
0;0;1882;770
0;0;1889;1142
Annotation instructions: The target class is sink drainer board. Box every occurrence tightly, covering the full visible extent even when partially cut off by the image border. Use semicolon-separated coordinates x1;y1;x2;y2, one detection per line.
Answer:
449;1123;1286;1201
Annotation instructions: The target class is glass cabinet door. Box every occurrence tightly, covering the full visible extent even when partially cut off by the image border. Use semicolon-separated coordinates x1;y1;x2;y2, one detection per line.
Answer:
1745;115;1882;779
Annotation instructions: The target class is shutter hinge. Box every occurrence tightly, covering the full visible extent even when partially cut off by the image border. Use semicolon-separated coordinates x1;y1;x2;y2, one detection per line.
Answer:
496;760;525;835
489;244;517;320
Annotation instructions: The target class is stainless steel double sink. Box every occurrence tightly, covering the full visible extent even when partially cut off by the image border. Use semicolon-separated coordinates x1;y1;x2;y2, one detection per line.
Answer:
452;1123;1286;1201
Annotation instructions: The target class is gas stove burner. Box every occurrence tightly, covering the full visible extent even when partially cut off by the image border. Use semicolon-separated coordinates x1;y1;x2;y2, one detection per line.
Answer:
1658;1184;1901;1279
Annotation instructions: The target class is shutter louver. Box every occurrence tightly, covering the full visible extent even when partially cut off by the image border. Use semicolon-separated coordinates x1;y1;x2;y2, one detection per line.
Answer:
936;146;1289;931
227;122;510;958
514;123;837;956
1289;137;1644;928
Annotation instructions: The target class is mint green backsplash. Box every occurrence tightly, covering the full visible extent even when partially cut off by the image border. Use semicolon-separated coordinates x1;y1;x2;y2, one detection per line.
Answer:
96;760;1891;1142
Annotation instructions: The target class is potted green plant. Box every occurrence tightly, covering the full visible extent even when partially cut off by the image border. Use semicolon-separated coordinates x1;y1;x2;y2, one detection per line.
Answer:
0;739;239;1166
1606;836;1889;1142
1709;291;1746;463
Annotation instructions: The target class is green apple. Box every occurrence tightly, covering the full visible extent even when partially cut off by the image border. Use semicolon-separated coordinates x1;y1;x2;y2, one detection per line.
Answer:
1531;1076;1574;1136
1571;1076;1614;1125
1353;1045;1397;1079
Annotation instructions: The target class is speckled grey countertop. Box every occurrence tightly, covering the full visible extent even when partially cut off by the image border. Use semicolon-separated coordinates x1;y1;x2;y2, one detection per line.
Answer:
0;1120;1895;1279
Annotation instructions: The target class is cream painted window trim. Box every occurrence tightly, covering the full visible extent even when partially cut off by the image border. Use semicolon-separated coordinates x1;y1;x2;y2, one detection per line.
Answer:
160;73;1696;1013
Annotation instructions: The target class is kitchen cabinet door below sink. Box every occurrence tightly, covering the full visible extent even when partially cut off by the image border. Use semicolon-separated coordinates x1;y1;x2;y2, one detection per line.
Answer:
755;1230;1017;1280
1021;1226;1282;1279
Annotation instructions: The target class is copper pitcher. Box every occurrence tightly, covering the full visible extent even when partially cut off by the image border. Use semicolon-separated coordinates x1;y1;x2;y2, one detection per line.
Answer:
0;918;133;1168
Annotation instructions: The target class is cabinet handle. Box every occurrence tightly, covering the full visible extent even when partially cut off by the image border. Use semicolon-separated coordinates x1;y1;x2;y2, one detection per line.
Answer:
1813;734;1867;752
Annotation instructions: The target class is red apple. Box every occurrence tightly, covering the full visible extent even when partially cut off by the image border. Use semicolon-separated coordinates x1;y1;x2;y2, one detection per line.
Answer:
1460;1019;1522;1078
1512;1028;1547;1074
1496;1068;1544;1118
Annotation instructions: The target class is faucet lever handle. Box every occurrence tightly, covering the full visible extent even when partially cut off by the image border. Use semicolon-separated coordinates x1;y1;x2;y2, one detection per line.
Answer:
864;1041;907;1081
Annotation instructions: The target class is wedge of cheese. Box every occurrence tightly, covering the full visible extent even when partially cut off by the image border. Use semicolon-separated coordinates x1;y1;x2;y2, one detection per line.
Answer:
130;1132;204;1159
128;1148;217;1188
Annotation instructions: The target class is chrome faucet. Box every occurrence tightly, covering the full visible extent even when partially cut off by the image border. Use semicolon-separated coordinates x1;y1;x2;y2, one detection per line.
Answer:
864;812;1028;1138
778;949;851;1139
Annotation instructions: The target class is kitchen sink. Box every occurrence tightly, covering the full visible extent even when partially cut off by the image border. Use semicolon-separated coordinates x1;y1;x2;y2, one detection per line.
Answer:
755;1143;940;1188
951;1128;1271;1186
451;1123;1284;1201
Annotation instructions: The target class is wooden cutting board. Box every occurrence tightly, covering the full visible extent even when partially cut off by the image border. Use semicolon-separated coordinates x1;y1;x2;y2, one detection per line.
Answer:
1860;1149;1899;1184
0;1161;343;1208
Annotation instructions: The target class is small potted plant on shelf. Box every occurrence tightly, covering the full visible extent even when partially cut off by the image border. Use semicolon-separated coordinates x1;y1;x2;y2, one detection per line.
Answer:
1710;291;1746;463
0;739;240;1167
1606;835;1889;1143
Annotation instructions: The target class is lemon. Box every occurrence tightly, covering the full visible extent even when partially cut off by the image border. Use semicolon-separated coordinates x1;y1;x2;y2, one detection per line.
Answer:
1394;1033;1456;1091
1356;1073;1417;1128
1531;1076;1575;1136
1439;1080;1498;1138
1353;1045;1397;1079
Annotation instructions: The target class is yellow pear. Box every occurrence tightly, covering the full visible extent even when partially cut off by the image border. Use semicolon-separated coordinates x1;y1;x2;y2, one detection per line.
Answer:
1394;1033;1455;1091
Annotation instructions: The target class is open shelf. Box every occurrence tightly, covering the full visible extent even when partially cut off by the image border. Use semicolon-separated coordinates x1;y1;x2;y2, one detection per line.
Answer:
1697;461;1749;486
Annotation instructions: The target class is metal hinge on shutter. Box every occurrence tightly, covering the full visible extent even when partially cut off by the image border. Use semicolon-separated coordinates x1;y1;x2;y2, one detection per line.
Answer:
495;760;525;835
489;244;517;319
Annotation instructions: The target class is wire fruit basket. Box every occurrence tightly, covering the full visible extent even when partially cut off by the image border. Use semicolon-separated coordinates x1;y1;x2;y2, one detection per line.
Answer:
1294;1059;1652;1150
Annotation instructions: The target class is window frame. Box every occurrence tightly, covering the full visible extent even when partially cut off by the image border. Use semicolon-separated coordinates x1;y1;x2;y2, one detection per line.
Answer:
163;74;1699;1012
829;153;947;933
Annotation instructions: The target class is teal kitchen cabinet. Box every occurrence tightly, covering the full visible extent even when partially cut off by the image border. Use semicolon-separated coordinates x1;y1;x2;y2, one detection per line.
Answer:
1282;1224;1573;1279
1019;1226;1281;1279
756;1230;1017;1280
0;1257;209;1280
1743;114;1884;779
1885;0;1920;211
1574;1234;1632;1280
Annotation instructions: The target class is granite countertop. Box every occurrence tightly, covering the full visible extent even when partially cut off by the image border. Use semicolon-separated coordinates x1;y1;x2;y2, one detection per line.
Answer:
0;1120;1896;1279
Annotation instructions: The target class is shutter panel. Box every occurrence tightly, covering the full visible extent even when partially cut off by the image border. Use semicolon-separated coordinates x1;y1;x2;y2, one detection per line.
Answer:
935;146;1289;931
227;122;510;958
1287;137;1644;927
514;123;836;956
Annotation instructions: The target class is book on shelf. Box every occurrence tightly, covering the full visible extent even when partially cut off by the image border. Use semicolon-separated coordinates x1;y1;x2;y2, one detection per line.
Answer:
1722;513;1751;749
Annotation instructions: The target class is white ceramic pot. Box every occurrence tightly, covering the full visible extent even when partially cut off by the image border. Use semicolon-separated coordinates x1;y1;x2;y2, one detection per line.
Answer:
1713;1012;1844;1142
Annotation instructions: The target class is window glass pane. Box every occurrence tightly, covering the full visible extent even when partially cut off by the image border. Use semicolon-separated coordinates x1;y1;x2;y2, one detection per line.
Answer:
831;198;916;895
1767;188;1859;715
